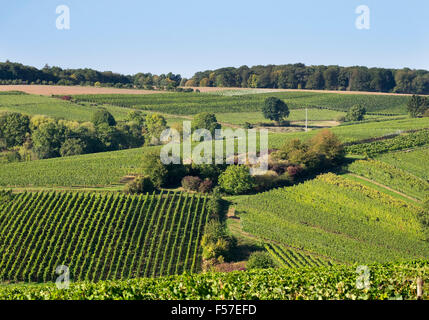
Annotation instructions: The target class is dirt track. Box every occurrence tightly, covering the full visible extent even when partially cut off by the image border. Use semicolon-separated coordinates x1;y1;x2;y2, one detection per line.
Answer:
0;85;422;96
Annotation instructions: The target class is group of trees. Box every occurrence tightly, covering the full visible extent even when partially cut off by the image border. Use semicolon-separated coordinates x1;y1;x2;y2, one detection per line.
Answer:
3;61;429;94
188;64;429;94
0;109;163;161
0;61;182;90
272;130;345;173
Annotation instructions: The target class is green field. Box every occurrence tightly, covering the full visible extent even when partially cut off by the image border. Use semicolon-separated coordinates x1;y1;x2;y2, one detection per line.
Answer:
348;160;429;200
73;91;410;115
0;191;208;283
269;117;429;148
376;147;429;181
235;173;428;264
0;93;135;122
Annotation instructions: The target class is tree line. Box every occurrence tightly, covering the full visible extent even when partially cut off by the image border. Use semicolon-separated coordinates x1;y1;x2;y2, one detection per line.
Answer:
1;61;428;94
0;61;182;90
186;64;429;94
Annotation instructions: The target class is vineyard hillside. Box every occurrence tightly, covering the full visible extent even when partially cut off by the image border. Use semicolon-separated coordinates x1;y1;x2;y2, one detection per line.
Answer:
0;191;208;283
234;173;429;264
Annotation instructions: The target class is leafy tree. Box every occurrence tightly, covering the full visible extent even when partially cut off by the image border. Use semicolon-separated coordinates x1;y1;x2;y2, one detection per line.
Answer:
192;112;220;136
218;165;254;195
310;129;345;165
345;104;366;122
145;113;167;145
91;109;116;126
141;150;168;188
126;110;145;126
60;138;86;157
32;122;68;159
262;97;290;124
0;113;30;147
95;123;121;151
407;95;428;118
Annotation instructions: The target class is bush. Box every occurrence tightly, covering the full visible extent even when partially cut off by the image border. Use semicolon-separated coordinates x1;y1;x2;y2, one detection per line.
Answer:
345;104;366;122
60;138;86;157
247;252;276;270
218;165;255;195
124;176;155;194
201;220;236;262
91;109;116;127
181;176;202;192
141;151;168;188
198;179;213;193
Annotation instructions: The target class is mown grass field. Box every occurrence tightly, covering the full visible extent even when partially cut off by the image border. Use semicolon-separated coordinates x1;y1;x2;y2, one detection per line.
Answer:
234;173;429;264
0;191;208;283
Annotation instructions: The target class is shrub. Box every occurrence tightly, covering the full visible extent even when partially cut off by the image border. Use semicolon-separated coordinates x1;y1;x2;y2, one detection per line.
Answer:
181;176;202;192
60;138;86;157
246;252;276;270
91;109;116;126
287;165;303;178
345;104;366;122
141;151;168;188
218;165;255;195
198;179;213;193
124;176;154;194
201;220;236;262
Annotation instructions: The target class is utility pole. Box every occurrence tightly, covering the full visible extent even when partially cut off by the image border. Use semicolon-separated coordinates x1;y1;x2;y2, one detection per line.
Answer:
305;108;308;132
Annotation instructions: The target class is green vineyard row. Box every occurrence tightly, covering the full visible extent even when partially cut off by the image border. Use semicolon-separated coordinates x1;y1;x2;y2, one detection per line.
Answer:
0;191;208;283
264;243;333;268
1;261;428;300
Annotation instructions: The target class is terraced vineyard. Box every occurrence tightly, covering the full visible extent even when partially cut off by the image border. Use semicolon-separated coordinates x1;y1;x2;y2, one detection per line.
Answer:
0;191;208;283
264;243;333;268
348;160;429;200
376;147;429;181
235;173;429;263
345;129;429;157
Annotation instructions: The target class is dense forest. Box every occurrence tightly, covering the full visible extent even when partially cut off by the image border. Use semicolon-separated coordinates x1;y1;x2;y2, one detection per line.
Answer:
187;64;429;94
1;61;429;94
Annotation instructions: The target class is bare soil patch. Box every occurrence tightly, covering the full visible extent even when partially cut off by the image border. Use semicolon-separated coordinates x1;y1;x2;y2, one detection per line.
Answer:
0;85;168;96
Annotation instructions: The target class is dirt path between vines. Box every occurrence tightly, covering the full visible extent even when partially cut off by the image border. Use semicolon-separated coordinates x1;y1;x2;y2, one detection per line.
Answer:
349;173;420;202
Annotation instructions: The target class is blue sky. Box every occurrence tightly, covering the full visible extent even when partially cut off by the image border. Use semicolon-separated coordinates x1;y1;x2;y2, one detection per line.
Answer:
1;0;428;77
